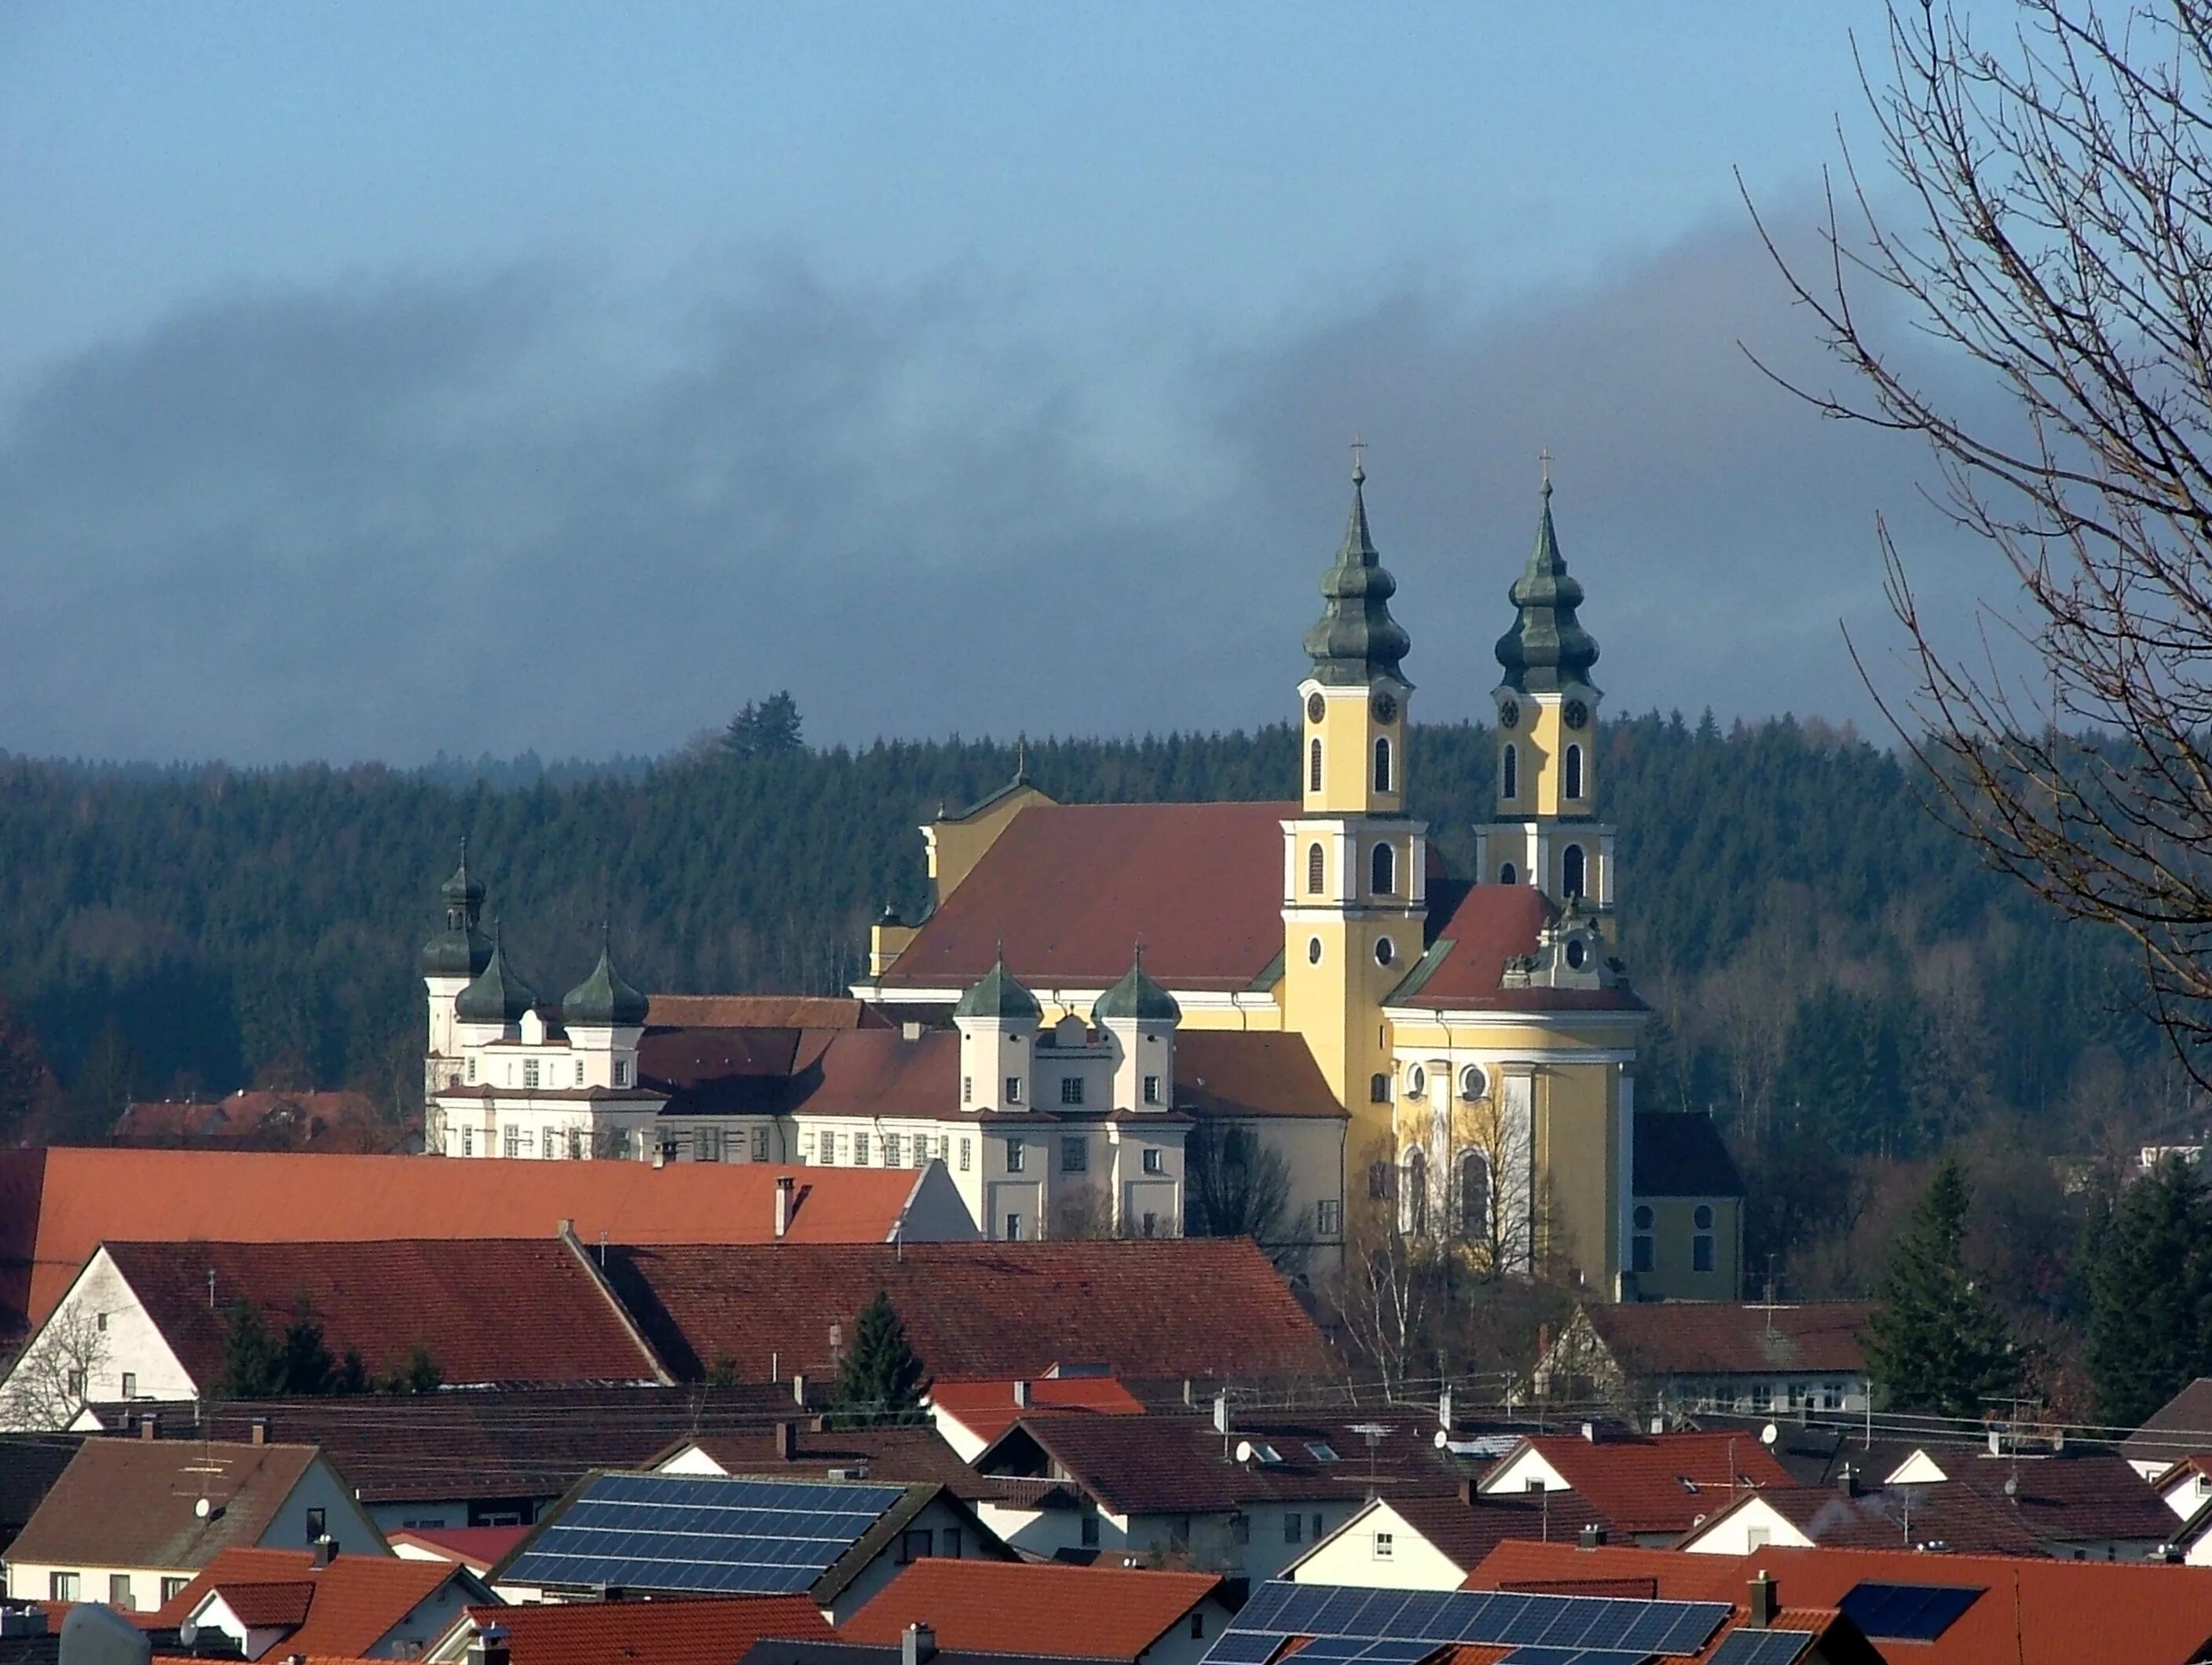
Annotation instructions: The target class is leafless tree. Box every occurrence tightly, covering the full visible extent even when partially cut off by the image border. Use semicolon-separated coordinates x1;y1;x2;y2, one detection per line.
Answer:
1333;1138;1453;1393
0;1303;110;1431
1754;0;2212;1083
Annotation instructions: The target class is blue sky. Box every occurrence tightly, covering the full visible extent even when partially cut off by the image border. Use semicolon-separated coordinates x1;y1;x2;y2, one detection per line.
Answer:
3;2;1990;763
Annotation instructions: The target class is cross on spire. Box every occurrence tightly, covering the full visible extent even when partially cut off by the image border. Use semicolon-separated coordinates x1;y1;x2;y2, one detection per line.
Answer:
1539;447;1553;493
1350;434;1367;481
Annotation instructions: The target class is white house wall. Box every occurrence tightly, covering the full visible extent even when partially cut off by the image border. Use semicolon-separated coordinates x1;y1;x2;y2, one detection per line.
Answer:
1286;1501;1467;1590
0;1248;194;1426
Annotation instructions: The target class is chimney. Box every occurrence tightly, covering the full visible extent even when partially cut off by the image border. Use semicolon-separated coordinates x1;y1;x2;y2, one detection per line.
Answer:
792;1372;808;1407
775;1176;795;1240
309;1535;335;1571
1747;1572;1778;1629
250;1417;269;1446
478;1625;511;1665
775;1421;796;1461
1580;1421;1597;1444
1013;1380;1032;1409
1459;1477;1476;1506
1837;1465;1859;1498
902;1624;937;1665
139;1414;160;1441
1579;1524;1606;1550
1182;1378;1196;1407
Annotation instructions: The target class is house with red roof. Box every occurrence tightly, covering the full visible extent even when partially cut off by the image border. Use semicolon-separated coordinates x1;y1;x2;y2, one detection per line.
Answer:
401;467;1734;1297
1535;1301;1873;1416
838;1560;1235;1665
427;1596;834;1665
1280;1487;1613;1590
1476;1429;1794;1546
925;1374;1146;1461
0;1234;669;1427
156;1545;492;1661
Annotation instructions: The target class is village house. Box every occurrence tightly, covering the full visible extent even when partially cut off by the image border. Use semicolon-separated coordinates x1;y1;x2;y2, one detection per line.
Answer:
1474;1429;1794;1546
1533;1301;1873;1414
1280;1487;1610;1590
429;1595;835;1665
925;1374;1148;1462
155;1544;493;1660
840;1560;1236;1665
2;1439;383;1613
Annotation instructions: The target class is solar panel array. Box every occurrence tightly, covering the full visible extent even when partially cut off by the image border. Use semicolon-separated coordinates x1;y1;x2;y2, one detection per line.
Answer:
1834;1581;1983;1641
1201;1582;1731;1665
1702;1631;1818;1665
505;1472;910;1594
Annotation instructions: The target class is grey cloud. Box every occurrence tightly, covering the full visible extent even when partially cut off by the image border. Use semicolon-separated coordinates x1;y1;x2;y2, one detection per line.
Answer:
0;216;2009;763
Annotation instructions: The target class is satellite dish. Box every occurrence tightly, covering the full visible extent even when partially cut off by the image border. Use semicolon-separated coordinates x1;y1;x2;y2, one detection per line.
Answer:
1760;1423;1779;1447
194;1495;211;1519
1235;1440;1254;1464
1433;1429;1449;1449
2004;1473;2020;1497
179;1622;200;1646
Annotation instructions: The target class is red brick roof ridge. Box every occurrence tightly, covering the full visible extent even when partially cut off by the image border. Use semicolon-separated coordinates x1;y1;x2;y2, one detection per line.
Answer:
455;1594;833;1665
838;1559;1225;1661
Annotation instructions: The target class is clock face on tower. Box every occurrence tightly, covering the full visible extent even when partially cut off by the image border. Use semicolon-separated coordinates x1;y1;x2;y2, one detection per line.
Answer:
1372;693;1397;724
1564;698;1590;731
1306;693;1325;723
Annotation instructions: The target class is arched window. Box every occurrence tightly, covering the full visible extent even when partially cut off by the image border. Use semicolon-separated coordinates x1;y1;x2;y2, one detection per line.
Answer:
1502;743;1518;800
1458;1149;1492;1235
1562;843;1587;899
1371;841;1396;895
1309;737;1322;793
1565;743;1584;800
1405;1064;1426;1101
1459;1064;1488;1100
1403;1147;1429;1236
1499;862;1518;885
1368;1073;1391;1104
1307;842;1325;895
1374;736;1393;793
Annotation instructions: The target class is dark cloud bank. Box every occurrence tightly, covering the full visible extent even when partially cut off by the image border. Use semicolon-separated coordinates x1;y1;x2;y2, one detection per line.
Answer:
0;215;2006;764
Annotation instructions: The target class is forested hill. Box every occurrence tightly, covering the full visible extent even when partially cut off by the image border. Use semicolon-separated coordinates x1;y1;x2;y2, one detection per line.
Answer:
0;713;2166;1199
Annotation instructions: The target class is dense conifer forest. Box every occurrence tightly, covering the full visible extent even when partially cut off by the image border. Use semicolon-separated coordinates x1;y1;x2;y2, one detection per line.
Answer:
0;708;2185;1335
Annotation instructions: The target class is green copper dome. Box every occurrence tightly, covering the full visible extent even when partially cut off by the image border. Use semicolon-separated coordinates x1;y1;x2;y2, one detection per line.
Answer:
456;929;537;1024
1494;479;1601;696
1302;458;1412;688
1093;952;1181;1026
562;931;650;1028
954;951;1042;1023
419;843;493;979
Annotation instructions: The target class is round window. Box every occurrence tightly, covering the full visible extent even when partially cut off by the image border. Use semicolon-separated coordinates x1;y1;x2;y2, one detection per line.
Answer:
1306;936;1323;965
1406;1065;1426;1100
1459;1064;1488;1100
1499;699;1521;730
1694;1204;1715;1230
1634;1205;1655;1230
1374;936;1395;968
1565;937;1588;969
1306;692;1326;723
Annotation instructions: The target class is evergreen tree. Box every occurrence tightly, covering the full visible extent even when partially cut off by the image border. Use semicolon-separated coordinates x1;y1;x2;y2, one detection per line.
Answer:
1864;1159;2020;1415
833;1290;928;1426
333;1347;370;1395
2087;1157;2212;1427
722;692;804;759
382;1345;443;1394
219;1300;285;1400
277;1294;335;1396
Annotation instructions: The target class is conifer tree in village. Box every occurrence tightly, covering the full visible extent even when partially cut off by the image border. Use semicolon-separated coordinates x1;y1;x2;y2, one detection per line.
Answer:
277;1294;335;1396
2087;1156;2212;1428
833;1290;928;1427
1864;1158;2021;1418
220;1300;286;1400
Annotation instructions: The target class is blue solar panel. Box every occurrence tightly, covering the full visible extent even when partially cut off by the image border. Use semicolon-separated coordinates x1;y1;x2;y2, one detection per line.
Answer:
504;1471;910;1594
1220;1584;1729;1664
1835;1582;1983;1641
1705;1632;1816;1665
1239;1586;1296;1630
1200;1634;1283;1665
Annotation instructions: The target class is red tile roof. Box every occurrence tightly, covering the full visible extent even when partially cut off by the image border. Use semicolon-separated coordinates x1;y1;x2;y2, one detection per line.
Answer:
840;1561;1223;1660
157;1548;472;1656
1174;1032;1344;1118
1577;1302;1872;1378
1686;1481;2044;1556
102;1238;665;1389
602;1238;1332;1384
385;1525;528;1572
1470;1540;2212;1665
1367;1491;1613;1572
928;1376;1146;1446
666;1424;998;1499
1485;1433;1794;1536
1393;886;1643;1012
112;1092;392;1152
877;803;1297;992
648;997;887;1030
0;1149;933;1331
460;1596;833;1665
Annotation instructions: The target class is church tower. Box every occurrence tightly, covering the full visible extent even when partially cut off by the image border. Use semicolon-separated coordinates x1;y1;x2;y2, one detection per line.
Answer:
1282;448;1427;1140
420;842;492;1098
1478;472;1616;935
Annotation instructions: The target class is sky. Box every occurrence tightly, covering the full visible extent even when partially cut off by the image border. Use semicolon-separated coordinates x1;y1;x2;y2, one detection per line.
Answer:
0;1;2012;764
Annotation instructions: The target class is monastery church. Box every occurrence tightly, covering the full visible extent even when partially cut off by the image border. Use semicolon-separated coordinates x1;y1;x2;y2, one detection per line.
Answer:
422;459;1745;1300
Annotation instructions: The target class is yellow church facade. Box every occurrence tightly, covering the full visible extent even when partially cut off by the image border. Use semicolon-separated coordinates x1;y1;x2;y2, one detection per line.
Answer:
853;457;1742;1301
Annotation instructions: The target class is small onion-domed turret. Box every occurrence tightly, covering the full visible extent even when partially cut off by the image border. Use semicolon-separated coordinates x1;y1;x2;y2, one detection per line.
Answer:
456;926;536;1024
419;842;493;979
1092;949;1180;1026
954;950;1042;1023
562;929;650;1028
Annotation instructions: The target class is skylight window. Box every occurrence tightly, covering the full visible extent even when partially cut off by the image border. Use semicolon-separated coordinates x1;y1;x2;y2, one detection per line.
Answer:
1307;1442;1340;1463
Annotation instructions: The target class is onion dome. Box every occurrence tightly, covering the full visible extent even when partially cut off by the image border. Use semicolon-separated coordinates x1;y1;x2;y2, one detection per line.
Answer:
456;925;536;1024
1093;948;1181;1026
1302;448;1412;687
954;950;1042;1023
1494;475;1601;696
562;928;650;1028
419;841;493;979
